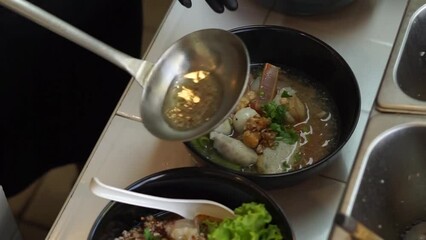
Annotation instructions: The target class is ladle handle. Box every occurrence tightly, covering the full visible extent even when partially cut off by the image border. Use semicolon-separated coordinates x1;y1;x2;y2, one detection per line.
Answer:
0;0;151;86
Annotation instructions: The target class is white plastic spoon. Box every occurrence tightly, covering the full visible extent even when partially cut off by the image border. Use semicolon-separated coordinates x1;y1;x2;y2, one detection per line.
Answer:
89;177;235;220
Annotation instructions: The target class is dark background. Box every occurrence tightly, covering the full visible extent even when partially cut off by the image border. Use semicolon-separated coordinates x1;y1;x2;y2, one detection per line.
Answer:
0;0;142;197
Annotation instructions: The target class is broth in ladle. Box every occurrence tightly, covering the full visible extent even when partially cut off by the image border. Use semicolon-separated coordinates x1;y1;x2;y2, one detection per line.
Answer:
163;70;223;130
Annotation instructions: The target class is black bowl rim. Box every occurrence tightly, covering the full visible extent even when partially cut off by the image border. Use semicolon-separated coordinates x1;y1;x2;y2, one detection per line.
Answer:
273;0;356;16
184;25;361;179
87;166;295;239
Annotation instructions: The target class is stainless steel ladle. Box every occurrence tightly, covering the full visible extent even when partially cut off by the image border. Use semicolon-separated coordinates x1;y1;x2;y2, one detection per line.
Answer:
0;0;250;141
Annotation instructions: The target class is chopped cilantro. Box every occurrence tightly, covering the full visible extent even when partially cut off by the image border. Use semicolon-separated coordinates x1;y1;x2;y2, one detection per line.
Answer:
270;123;299;145
282;161;290;170
144;228;160;240
262;102;287;124
293;152;302;164
262;101;299;144
281;90;292;98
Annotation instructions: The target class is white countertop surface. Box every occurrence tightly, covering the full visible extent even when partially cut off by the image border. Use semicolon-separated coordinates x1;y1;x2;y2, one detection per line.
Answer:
47;0;408;239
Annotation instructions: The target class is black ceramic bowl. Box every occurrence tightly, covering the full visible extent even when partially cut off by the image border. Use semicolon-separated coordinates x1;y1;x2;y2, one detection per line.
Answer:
184;25;360;189
273;0;355;16
88;167;294;240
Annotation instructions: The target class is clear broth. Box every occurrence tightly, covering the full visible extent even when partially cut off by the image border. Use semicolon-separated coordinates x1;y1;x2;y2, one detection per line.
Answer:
163;70;223;130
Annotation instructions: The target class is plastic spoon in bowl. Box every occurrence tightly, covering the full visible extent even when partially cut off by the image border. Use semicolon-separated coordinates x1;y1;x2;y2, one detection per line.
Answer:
89;177;235;220
0;0;250;142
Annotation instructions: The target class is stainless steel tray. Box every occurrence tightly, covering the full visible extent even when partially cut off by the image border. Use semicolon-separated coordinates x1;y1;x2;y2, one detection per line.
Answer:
376;0;426;114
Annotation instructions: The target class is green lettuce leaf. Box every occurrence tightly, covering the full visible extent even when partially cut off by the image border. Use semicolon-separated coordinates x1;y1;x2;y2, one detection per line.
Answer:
207;202;284;240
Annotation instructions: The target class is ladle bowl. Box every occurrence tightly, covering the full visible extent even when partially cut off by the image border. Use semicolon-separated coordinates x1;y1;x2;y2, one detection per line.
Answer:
141;29;249;141
0;0;250;141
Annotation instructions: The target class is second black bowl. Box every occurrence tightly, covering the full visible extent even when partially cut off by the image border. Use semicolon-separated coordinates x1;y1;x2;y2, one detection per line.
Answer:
88;167;294;240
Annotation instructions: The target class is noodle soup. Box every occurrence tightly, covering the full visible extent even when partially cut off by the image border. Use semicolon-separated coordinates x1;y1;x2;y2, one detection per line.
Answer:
190;63;340;174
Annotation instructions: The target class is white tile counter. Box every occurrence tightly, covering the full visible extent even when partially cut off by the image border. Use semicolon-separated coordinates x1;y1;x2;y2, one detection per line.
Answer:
47;0;408;239
265;0;408;182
